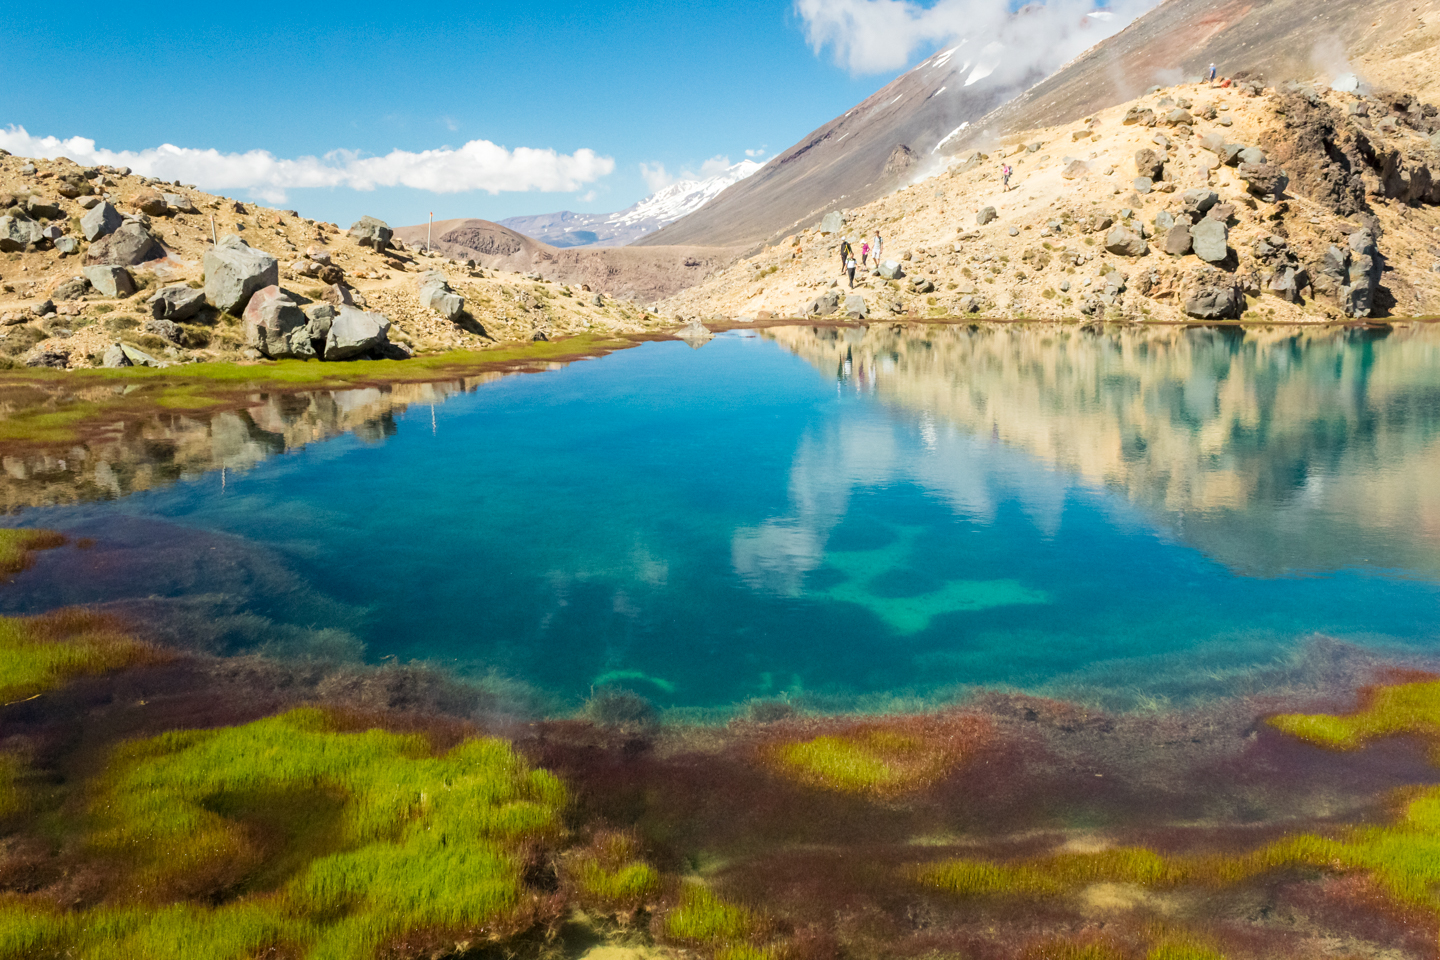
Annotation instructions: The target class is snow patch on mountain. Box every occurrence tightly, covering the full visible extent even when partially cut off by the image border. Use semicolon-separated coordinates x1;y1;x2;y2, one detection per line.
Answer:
500;159;762;248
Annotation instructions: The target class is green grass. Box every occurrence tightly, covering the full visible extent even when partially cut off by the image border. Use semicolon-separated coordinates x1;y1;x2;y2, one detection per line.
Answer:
0;609;162;704
1269;679;1440;750
665;883;760;946
0;528;64;574
771;726;964;796
0;708;566;960
569;831;661;909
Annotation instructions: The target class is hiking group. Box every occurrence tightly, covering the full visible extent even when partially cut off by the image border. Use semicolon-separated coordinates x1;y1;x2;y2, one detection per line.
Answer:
838;232;883;288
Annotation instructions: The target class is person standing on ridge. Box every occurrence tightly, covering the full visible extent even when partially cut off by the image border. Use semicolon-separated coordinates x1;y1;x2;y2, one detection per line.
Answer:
846;247;858;288
873;231;883;262
839;237;853;275
1002;164;1012;191
861;239;870;267
1209;63;1217;83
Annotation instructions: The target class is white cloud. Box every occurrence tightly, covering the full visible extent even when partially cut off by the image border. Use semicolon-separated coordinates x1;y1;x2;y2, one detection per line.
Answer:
578;189;598;202
0;126;615;203
698;155;735;178
745;147;768;158
639;161;676;193
794;0;1159;78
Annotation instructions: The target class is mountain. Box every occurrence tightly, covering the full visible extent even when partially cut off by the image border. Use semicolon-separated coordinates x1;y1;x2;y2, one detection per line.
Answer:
639;0;1433;253
390;218;739;303
500;160;762;248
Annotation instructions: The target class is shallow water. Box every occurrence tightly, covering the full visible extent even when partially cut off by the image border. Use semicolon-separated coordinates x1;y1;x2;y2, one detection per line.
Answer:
6;324;1440;710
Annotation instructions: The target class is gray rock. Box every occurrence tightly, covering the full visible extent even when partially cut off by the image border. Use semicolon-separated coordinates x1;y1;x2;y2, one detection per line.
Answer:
1266;266;1307;302
912;278;936;294
325;305;392;360
1135;148;1165;180
54;236;80;256
1238;163;1288;197
119;343;163;367
1339;231;1379;317
143;317;186;345
25;349;69;369
102;343;132;368
1184;282;1243;319
85;222;165;266
1190;219;1229;262
77;196;101;210
809;290;841;315
52;276;90;301
243;285;308;358
1133;177;1154;194
1238;147;1267;166
818;211;845;235
844;294;868;319
876;260;905;280
287;325;318;359
41;223;64;242
81;201;123;241
0;216;43;252
417;270;465;321
347;216;393;252
205;234;279;315
304;303;336;342
1180;189;1219;219
83;265;136;298
958;296;981;313
30;299;55;317
1104;225;1148;257
1154;210;1176;232
1061;160;1088;180
1163;224;1193;256
321;283;355;307
976;206;998;226
148;284;206;321
163;193;199;214
1166;108;1193;125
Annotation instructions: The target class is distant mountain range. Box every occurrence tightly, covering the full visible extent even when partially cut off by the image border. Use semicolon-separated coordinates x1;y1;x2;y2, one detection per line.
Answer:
499;160;762;248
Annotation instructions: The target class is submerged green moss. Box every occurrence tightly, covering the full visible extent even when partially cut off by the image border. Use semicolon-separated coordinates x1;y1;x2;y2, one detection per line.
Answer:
0;708;568;960
0;610;160;704
665;883;760;946
0;528;64;574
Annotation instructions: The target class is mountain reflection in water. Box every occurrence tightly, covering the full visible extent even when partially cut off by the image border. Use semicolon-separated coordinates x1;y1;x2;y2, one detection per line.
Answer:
763;322;1440;578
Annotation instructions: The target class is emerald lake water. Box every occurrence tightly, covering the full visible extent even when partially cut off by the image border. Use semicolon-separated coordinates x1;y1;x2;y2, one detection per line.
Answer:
5;324;1440;711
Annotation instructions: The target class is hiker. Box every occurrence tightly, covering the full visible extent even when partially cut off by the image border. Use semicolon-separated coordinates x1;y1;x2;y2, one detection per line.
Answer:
861;239;870;267
873;231;883;262
1002;164;1012;191
846;249;858;288
1209;63;1217;83
839;237;853;274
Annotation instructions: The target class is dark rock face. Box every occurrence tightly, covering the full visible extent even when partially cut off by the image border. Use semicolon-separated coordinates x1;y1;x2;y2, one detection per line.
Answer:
148;285;207;322
243;285;307;358
884;144;919;178
84;222;165;266
1184;274;1243;319
1134;147;1165;180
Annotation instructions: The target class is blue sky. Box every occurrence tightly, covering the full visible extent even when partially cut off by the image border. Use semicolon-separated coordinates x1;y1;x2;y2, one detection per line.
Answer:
0;0;914;228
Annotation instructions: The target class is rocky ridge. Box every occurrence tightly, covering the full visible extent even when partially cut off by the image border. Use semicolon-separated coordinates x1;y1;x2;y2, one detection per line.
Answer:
662;77;1440;324
0;157;670;370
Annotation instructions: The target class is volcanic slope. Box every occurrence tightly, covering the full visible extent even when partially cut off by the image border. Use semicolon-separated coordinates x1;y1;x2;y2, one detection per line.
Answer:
662;78;1440;324
393;218;738;305
644;0;1438;253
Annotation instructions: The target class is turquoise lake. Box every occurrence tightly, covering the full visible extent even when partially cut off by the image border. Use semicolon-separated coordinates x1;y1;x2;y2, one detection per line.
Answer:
5;323;1440;711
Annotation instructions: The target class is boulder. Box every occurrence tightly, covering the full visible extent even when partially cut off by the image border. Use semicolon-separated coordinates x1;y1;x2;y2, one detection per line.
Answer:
1266;266;1307;302
1133;177;1154;194
148;284;207;321
80;201;123;241
976;206;998;226
83;265;136;298
417;271;465;321
325;305;392;360
1237;147;1267;166
1180;188;1219;219
242;285;308;358
347;216;393;252
1104;225;1148;257
912;278;936;294
1154;210;1176;232
844;295;868;319
41;224;64;241
1206;202;1236;223
1184;282;1243;319
1062;160;1088;179
131;190;168;216
876;260;905;280
1339;231;1379;317
117;343;163;367
1238;163;1288;197
52;276;90;301
77;196;101;210
1134;147;1165;180
321;283;355;307
163;193;199;214
1163;224;1194;256
30;299;55;317
818;211;845;235
1190;219;1229;262
101;343;132;368
205;234;279;315
809;290;841;315
143;317;186;345
25;349;70;369
54;236;80;256
1166;108;1193;125
25;198;61;220
1123;106;1155;126
0;216;43;252
85;222;165;266
1198;132;1227;155
304;303;336;341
